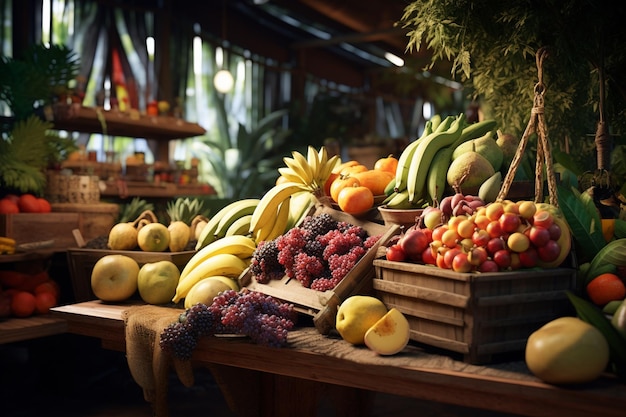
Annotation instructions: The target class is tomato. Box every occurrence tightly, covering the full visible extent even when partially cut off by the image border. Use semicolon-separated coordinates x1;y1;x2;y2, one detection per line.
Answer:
337;185;374;214
18;194;41;213
0;198;19;214
385;244;406;262
38;198;52;213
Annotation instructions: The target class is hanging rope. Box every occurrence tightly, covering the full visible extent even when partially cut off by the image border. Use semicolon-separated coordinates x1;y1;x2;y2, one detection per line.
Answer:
497;47;559;207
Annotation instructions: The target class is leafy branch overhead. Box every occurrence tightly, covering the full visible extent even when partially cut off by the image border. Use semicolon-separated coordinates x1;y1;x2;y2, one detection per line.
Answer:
401;0;626;174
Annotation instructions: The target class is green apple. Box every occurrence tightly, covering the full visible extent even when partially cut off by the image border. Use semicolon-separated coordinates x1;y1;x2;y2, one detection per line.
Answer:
335;295;388;345
364;308;411;355
91;254;140;302
137;260;181;305
184;277;233;309
525;316;609;384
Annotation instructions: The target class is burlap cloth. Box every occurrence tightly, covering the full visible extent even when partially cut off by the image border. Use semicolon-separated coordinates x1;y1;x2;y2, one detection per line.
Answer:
122;304;194;417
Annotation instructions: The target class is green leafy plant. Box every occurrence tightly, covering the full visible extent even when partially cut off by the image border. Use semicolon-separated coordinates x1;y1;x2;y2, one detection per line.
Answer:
0;44;80;122
194;96;292;200
401;0;626;174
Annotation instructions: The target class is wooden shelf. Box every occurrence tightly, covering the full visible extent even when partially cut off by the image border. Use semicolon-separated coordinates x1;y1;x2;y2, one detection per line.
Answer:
0;314;67;344
101;180;215;199
51;104;205;141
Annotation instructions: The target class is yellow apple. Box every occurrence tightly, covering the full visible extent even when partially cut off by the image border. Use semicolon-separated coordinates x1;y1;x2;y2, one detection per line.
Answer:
137;260;181;305
91;254;140;302
525;316;609;384
207;275;240;292
364;308;411;355
184;277;233;309
335;295;388;345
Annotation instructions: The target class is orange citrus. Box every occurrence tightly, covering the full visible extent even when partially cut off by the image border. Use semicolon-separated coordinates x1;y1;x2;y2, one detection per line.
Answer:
352;169;394;196
340;164;368;176
330;176;360;203
332;160;359;174
337;185;374;214
374;155;398;174
11;291;36;317
586;273;626;306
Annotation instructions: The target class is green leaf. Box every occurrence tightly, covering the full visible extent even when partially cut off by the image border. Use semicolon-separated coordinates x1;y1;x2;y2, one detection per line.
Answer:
583;239;626;285
557;184;606;263
615;219;626;239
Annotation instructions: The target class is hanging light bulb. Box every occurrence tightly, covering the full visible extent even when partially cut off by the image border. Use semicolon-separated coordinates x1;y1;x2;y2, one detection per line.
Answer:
214;69;234;93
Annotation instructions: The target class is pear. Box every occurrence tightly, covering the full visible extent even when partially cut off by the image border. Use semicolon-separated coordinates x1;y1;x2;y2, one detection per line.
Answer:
446;151;495;191
496;130;520;169
452;131;503;171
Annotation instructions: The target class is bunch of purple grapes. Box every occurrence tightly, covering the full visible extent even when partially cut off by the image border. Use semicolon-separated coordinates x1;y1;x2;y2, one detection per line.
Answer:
159;289;297;360
249;213;381;291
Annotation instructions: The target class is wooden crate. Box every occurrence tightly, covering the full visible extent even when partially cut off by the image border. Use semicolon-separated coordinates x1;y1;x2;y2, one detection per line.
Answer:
372;259;577;364
239;204;400;335
51;203;119;241
0;213;80;249
67;248;195;302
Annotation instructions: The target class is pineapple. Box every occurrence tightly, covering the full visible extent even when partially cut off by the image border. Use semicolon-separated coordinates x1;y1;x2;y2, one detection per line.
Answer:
166;198;209;252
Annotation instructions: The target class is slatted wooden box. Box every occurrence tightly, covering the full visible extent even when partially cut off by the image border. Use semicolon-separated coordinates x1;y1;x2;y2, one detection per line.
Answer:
239;204;400;335
0;213;80;250
67;248;195;302
372;258;577;364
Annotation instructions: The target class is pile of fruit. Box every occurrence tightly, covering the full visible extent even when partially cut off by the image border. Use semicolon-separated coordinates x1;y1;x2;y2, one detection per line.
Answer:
0;269;61;318
384;194;571;272
0;193;52;213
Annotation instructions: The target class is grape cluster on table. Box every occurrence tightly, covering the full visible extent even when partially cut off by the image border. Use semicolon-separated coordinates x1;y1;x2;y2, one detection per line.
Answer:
160;289;298;360
249;213;381;291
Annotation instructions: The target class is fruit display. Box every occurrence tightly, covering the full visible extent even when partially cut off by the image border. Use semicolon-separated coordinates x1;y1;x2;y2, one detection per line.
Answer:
0;193;53;214
0;269;61;318
384;195;572;273
384;113;500;209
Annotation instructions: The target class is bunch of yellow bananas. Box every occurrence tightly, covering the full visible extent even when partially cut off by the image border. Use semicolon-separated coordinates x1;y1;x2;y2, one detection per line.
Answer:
0;237;16;255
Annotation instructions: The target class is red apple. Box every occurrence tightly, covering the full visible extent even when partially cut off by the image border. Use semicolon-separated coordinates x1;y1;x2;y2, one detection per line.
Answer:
487;237;506;255
478;259;499;273
452;252;473;273
499;212;521;233
533;210;554;229
537;239;561;262
519;247;539;268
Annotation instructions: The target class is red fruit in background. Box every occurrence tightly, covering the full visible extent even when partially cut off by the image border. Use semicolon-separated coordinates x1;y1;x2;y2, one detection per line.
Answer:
385;244;406;262
467;246;488;266
18;194;41;213
38;198;52;213
0;291;11;318
10;291;36;317
35;291;57;314
0;198;19;213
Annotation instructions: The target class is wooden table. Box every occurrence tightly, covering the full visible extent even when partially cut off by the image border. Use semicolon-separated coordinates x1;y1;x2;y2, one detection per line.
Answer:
0;315;67;344
51;301;626;417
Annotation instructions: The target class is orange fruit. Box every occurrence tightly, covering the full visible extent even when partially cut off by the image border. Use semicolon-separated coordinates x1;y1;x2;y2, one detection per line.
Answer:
38;198;52;213
340;164;368;176
330;176;360;203
586;273;626;306
323;172;340;197
35;291;57;314
374;155;399;174
337;185;374;214
352;169;394;196
332;160;359;174
10;291;36;318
